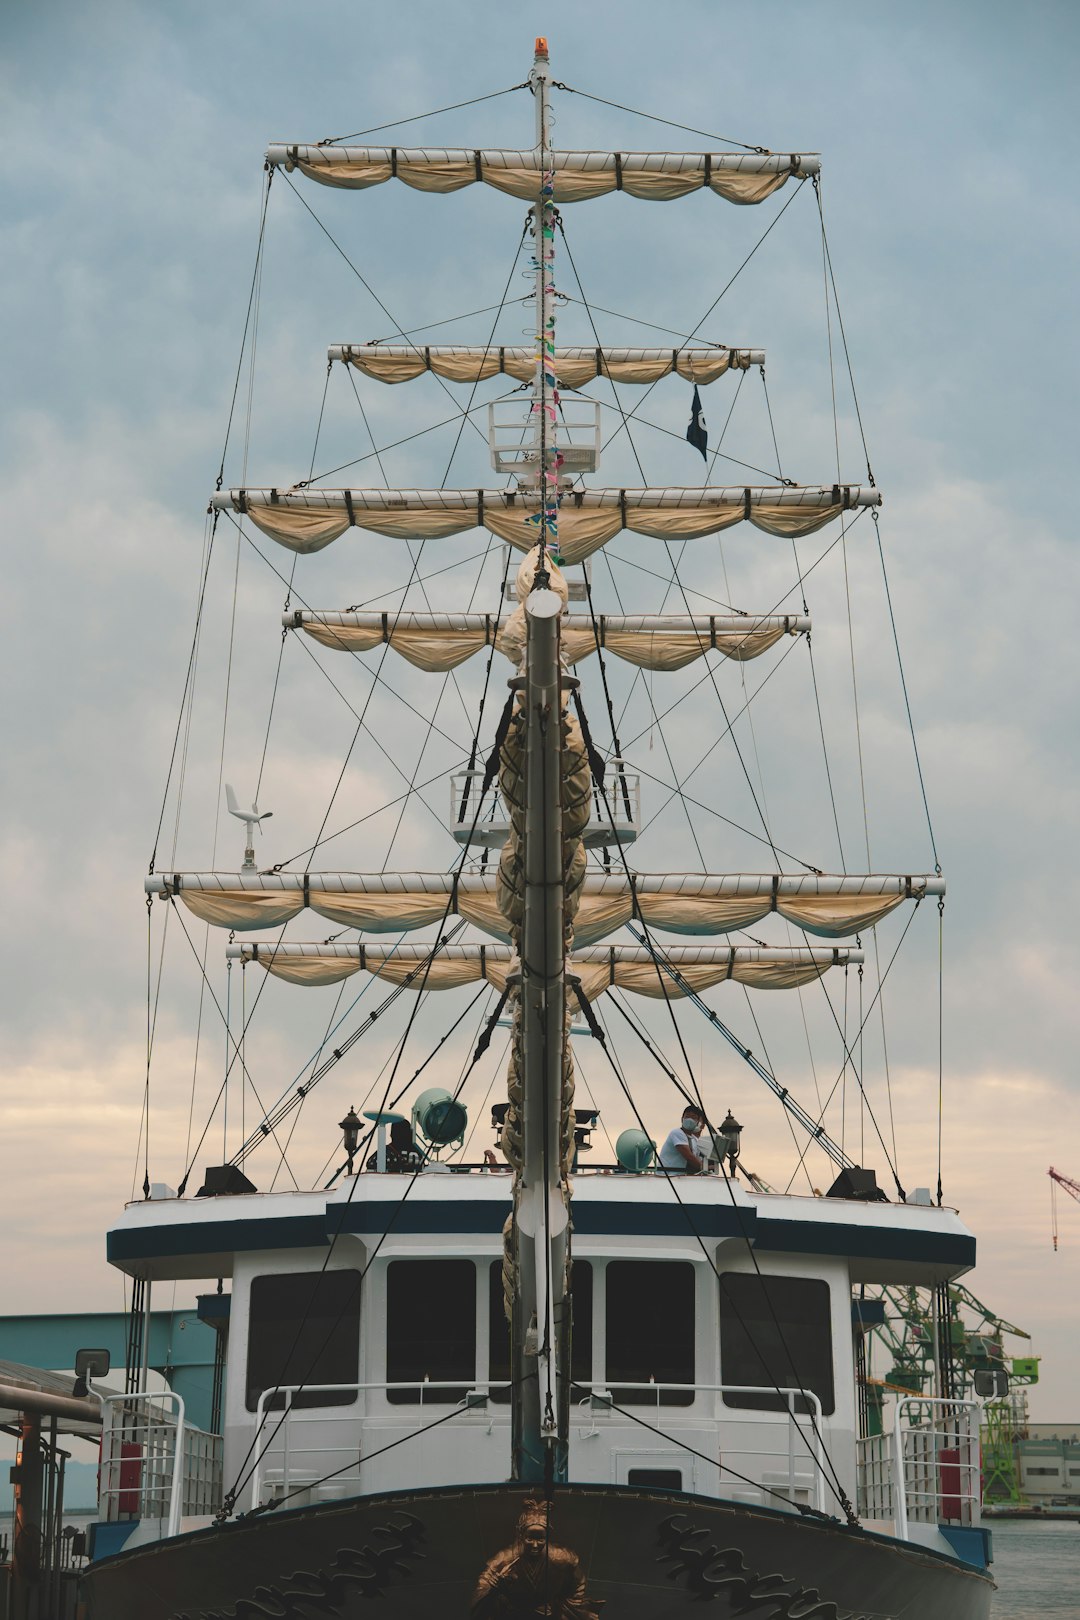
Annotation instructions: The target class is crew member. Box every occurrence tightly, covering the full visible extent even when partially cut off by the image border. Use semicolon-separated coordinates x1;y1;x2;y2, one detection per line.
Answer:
658;1104;707;1173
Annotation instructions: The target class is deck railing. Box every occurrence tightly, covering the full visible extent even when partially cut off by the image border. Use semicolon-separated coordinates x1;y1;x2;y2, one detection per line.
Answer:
98;1391;223;1535
450;766;640;849
856;1397;981;1535
575;1382;826;1513
249;1378;825;1513
250;1380;496;1508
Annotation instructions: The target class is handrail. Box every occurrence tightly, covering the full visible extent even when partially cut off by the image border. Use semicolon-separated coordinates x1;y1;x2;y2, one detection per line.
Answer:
98;1390;187;1539
248;1378;825;1513
250;1380;502;1508
576;1381;824;1512
891;1396;982;1539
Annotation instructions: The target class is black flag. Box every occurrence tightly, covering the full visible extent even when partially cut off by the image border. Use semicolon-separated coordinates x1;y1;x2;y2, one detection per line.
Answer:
686;385;708;460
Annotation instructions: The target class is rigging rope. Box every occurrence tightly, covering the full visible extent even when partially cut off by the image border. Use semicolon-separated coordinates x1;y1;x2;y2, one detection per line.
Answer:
937;896;945;1206
559;294;741;347
170;902;301;1194
219;506;517;1514
778;904;925;1195
559;235;787;872
576;990;855;1522
319;82;530;146
305;389;520;486
331;359;488;743
367;295;531;345
549;81;770;154
874;512;941;872
229;515;472;756
591;180;808;459
628;638;802;847
298;541;455;868
570;560;857;1506
217;170;274;491
441;220;530;484
222;975;512;1517
279;171;489;449
569;1388;837;1523
621;925;853;1177
814;176;916;1189
144;174;275;1183
291;635;464;843
229;932;470;1170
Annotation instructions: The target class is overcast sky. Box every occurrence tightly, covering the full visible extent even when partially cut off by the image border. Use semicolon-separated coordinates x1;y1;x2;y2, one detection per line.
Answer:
3;0;1079;1420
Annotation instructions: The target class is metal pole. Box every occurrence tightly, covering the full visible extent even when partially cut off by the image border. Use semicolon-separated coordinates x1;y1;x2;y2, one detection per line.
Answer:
141;1280;153;1395
12;1412;42;1620
44;1417;58;1620
511;34;569;1488
54;1445;67;1620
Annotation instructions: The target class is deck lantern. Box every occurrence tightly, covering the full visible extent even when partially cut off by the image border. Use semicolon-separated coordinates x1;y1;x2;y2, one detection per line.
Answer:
339;1107;362;1175
716;1109;743;1176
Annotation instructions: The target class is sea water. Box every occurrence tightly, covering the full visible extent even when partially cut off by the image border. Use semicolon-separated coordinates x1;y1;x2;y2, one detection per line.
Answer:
991;1521;1080;1618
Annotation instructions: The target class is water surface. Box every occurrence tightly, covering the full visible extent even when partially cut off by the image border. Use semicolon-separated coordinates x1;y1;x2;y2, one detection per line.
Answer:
990;1520;1080;1618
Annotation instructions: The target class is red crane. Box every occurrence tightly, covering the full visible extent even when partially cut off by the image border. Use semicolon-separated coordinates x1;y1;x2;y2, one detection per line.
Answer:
1049;1166;1080;1251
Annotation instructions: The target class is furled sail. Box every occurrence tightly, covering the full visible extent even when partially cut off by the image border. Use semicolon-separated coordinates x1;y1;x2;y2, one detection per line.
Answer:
286;610;808;672
267;145;819;205
330;345;763;387
212;486;881;564
224;940;861;995
151;872;942;944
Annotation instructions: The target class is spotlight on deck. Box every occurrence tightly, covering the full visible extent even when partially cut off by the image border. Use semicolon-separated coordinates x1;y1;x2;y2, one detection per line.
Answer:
413;1088;468;1156
615;1128;656;1172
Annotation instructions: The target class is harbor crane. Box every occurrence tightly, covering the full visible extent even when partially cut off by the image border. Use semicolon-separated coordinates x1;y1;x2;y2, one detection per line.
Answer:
1049;1165;1080;1250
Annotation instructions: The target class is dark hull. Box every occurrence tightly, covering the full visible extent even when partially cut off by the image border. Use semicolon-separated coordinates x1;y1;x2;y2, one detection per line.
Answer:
80;1483;994;1620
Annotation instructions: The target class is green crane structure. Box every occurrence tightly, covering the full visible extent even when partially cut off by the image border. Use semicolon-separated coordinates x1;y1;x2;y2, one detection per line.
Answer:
858;1283;1039;1505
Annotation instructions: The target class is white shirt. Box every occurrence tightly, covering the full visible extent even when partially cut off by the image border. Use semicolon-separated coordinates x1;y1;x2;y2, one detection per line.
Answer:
659;1127;701;1170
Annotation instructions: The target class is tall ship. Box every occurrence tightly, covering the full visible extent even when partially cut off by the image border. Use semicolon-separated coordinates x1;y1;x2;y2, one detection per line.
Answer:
80;42;995;1619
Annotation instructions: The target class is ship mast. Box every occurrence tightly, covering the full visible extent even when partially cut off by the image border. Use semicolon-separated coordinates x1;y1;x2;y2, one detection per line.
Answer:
510;35;571;1486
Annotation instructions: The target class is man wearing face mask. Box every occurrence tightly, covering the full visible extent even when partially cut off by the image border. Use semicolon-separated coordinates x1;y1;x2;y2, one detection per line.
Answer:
658;1104;708;1173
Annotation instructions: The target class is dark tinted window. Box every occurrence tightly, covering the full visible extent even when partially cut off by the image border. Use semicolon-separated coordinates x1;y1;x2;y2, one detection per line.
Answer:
488;1260;592;1403
627;1468;683;1489
246;1270;361;1412
719;1273;834;1415
606;1261;694;1406
386;1260;475;1404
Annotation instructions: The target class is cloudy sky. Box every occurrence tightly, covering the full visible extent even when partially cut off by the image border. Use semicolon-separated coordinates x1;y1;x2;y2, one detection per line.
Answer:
4;0;1079;1420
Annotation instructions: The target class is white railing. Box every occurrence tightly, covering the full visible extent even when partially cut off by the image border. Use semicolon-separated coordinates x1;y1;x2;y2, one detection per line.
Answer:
246;1378;827;1514
98;1391;223;1535
574;1382;826;1513
181;1420;225;1516
450;767;640;849
857;1398;982;1537
250;1380;498;1509
488;401;601;474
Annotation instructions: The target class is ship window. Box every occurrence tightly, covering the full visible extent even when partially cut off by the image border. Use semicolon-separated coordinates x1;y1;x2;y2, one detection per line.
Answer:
627;1468;683;1489
386;1260;475;1404
719;1273;834;1416
605;1261;695;1406
488;1260;592;1403
246;1270;361;1412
